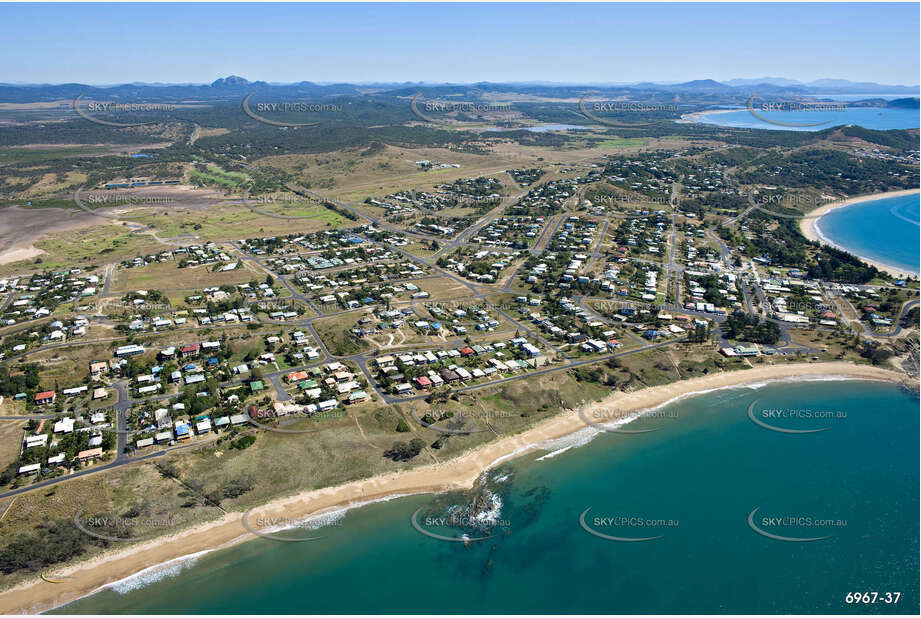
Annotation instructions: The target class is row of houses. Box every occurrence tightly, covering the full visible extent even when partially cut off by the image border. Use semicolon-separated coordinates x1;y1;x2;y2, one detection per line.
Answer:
1;270;101;327
122;242;224;270
18;411;111;475
283;362;369;405
373;338;548;394
18;446;104;476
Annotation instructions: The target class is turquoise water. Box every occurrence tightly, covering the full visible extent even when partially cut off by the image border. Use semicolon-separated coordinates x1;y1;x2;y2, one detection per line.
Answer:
57;379;919;614
805;94;918;102
691;107;919;131
816;194;920;275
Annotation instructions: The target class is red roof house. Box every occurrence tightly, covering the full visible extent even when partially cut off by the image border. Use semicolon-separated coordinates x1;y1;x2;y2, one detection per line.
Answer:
414;376;432;389
35;390;56;405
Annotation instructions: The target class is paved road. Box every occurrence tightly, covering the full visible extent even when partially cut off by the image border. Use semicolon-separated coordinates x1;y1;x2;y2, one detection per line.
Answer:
436;190;528;256
830;294;919;339
4;167;912;500
706;228;732;267
530;214;565;255
0;324;693;500
0;291;17;312
266;373;292;402
0;438;200;500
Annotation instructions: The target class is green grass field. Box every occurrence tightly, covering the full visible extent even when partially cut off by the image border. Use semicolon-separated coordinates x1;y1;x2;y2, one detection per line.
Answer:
597;138;648;149
0;146;112;163
31;225;162;270
250;201;347;226
188;164;250;190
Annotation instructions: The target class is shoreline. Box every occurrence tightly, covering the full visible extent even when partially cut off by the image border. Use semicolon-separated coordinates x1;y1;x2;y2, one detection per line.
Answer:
0;362;905;614
676;108;741;124
798;188;920;278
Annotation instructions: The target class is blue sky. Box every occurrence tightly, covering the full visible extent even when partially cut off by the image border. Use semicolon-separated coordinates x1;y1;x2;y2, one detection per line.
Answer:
1;2;918;85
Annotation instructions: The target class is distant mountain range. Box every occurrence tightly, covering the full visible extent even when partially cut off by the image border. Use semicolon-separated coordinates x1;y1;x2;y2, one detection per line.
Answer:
0;75;916;104
723;77;918;94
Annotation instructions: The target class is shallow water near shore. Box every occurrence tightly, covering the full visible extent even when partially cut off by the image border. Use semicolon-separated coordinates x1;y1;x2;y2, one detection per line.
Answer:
815;193;920;275
56;379;919;614
689;106;919;131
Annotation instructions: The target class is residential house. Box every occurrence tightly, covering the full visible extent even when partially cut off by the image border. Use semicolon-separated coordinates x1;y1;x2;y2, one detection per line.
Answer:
77;447;103;463
35;390;56;405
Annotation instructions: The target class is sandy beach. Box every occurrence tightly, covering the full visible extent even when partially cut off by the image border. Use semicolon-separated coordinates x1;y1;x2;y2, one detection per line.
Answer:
798;188;920;278
676;108;740;124
0;361;905;614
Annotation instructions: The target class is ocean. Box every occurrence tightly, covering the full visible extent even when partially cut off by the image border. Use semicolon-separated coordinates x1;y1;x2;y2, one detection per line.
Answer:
689;107;919;131
56;379;919;614
816;193;920;275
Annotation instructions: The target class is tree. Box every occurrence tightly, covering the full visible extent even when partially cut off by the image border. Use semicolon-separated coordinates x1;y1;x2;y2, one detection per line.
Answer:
384;438;425;461
688;323;710;343
859;341;894;365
